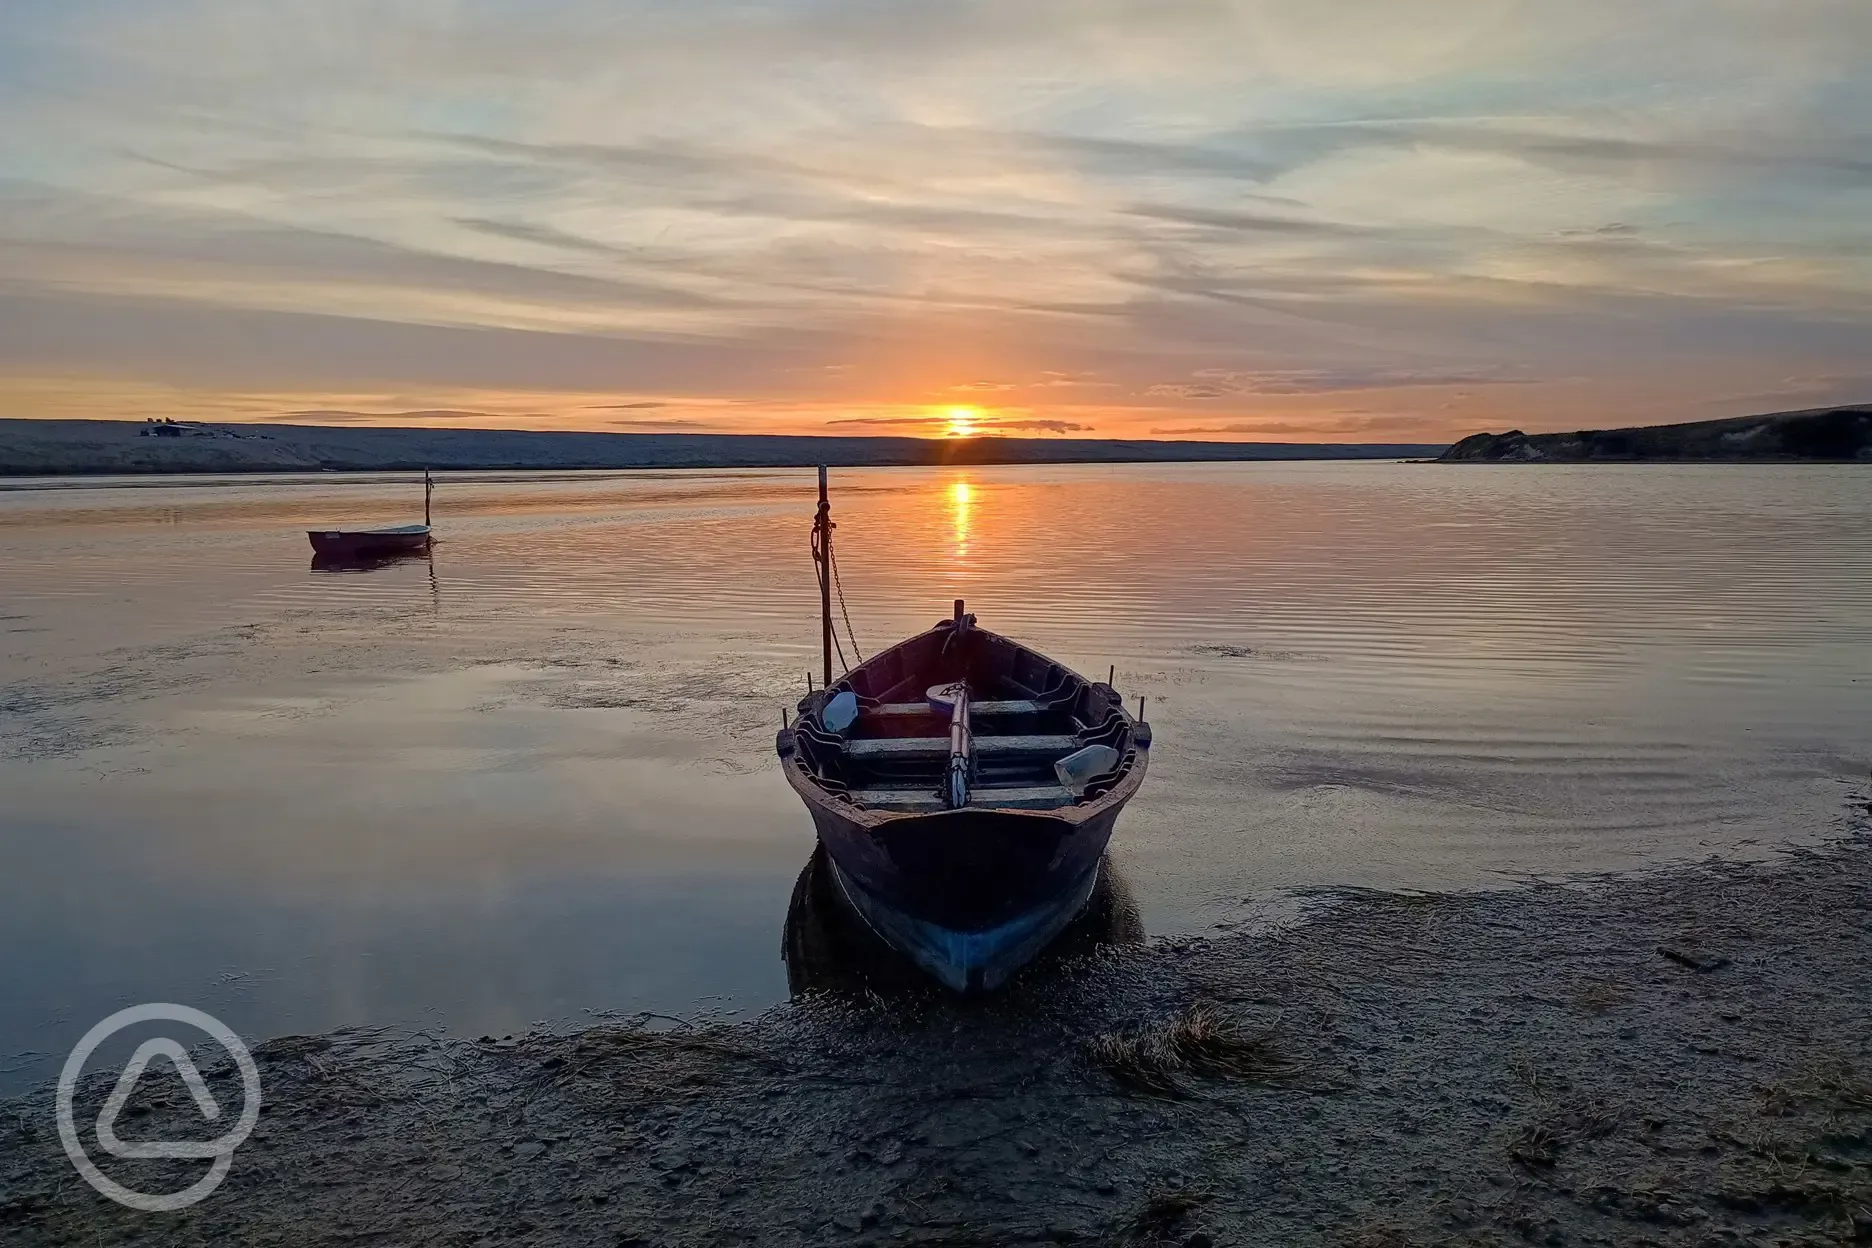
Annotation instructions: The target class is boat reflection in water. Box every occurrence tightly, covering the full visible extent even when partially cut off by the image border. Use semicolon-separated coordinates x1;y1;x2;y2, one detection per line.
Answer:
309;548;442;614
309;548;434;573
782;845;1144;997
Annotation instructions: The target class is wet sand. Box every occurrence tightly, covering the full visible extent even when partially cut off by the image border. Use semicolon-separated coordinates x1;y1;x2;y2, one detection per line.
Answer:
6;811;1868;1247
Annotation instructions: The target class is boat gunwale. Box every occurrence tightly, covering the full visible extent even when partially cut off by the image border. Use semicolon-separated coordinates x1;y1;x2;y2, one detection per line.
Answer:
306;523;433;538
779;621;1149;832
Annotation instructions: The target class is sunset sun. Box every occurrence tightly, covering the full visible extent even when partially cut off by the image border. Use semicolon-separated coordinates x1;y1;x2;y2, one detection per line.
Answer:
944;406;982;437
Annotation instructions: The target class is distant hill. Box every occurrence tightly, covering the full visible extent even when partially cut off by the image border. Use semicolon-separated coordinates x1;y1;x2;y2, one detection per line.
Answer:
0;419;1447;476
1440;405;1872;463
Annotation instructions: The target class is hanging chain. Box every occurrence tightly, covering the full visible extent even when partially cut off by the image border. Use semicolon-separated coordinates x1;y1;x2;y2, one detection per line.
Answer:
828;538;864;665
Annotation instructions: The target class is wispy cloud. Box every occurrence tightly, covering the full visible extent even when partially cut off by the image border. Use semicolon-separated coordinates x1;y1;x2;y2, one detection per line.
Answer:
603;416;711;430
0;0;1866;440
276;408;537;424
1147;367;1537;399
1151;413;1448;438
827;414;1091;435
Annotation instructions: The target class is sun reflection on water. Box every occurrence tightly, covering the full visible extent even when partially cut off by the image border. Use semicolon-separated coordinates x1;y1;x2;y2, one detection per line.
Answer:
949;480;971;560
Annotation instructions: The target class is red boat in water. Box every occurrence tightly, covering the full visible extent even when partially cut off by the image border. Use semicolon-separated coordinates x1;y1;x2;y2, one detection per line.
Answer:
306;523;431;559
307;471;435;559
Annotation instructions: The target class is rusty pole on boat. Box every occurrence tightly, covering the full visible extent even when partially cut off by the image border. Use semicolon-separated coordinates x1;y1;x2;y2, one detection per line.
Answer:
424;468;433;527
816;466;833;688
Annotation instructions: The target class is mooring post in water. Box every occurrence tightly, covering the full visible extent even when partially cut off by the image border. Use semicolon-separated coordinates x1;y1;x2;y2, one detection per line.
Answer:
424;468;433;527
816;466;833;689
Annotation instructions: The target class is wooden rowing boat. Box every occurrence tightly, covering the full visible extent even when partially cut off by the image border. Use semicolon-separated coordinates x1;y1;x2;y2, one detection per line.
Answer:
306;470;435;559
774;469;1150;991
776;601;1151;991
306;523;432;560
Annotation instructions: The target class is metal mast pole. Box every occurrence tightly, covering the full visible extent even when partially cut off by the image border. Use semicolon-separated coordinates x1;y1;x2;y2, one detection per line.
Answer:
816;466;833;688
424;468;433;527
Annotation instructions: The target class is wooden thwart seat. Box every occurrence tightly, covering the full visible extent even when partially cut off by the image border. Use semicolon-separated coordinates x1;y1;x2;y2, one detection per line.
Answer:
848;784;1078;812
843;734;1080;761
867;699;1047;718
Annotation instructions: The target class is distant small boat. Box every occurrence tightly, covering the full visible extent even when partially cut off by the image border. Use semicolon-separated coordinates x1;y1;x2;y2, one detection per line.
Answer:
307;470;434;558
306;523;432;559
775;470;1151;991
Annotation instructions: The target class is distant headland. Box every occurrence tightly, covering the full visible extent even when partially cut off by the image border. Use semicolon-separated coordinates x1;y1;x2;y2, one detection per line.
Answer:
1440;404;1872;463
0;418;1446;476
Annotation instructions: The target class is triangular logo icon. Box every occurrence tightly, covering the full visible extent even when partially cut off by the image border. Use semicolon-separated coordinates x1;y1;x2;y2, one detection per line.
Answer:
95;1039;227;1160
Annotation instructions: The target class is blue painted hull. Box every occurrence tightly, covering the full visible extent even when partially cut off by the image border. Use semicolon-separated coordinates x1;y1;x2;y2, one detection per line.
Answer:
825;853;1103;992
795;797;1124;992
800;798;1123;927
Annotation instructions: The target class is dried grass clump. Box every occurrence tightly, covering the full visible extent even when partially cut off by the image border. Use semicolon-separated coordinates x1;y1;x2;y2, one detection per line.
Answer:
1089;1003;1295;1096
1509;1096;1624;1168
1797;1060;1872;1113
1568;977;1629;1014
1758;1057;1872;1118
1120;1185;1215;1244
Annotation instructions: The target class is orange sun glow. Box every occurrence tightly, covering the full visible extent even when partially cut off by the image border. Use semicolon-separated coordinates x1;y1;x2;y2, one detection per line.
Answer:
944;406;982;437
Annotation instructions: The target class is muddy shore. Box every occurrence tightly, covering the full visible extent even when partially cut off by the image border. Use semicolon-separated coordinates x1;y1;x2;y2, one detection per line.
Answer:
4;808;1869;1247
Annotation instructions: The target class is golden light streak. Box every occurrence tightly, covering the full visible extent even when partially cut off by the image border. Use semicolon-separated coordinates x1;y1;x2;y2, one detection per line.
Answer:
949;479;972;559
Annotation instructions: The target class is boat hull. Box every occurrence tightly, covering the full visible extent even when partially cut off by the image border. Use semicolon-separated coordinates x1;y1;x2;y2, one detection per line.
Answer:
306;527;431;559
782;845;1145;996
788;732;1137;994
824;850;1104;992
799;797;1124;936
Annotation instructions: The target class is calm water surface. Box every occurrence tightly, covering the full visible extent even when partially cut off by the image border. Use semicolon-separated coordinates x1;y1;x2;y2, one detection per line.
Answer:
2;462;1868;1089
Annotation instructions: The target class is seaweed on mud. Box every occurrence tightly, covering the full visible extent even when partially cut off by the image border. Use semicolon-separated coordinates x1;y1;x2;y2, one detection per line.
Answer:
1088;1002;1295;1096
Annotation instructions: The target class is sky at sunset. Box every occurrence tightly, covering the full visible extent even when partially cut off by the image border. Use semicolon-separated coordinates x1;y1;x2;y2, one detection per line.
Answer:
1;1;1868;441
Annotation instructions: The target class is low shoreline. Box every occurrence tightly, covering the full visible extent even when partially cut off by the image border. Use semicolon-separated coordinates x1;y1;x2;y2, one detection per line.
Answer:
1437;405;1871;463
6;801;1869;1246
0;419;1445;477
